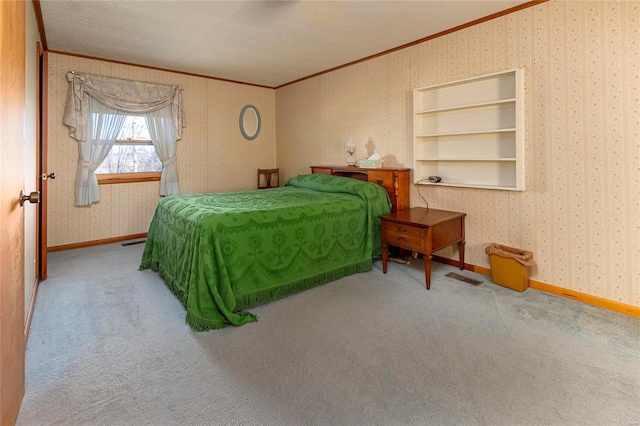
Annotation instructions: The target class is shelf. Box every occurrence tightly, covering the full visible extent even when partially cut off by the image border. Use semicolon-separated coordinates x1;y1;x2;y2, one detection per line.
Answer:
413;68;524;191
415;98;516;115
415;181;521;191
416;158;516;162
414;70;517;111
416;128;516;138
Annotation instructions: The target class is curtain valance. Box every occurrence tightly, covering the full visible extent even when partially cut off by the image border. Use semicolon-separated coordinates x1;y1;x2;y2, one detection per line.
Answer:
63;72;185;142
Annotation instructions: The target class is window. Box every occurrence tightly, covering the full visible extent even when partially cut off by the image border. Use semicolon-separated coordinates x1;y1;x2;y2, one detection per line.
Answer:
96;115;162;184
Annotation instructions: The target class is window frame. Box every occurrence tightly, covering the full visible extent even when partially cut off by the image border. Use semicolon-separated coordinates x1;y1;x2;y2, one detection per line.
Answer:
96;119;162;185
97;171;161;185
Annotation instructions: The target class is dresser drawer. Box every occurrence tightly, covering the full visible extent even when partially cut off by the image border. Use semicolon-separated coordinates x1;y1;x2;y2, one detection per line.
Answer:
366;170;395;195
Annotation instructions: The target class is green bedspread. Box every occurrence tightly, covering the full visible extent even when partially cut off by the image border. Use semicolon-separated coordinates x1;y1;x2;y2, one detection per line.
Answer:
139;174;392;331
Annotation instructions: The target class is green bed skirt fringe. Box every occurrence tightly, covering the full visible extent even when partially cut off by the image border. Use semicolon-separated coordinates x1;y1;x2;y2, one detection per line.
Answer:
141;257;373;330
185;310;257;331
234;258;373;311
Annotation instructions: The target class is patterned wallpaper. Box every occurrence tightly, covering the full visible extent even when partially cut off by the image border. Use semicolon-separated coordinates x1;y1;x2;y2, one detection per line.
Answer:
46;53;276;247
276;1;639;307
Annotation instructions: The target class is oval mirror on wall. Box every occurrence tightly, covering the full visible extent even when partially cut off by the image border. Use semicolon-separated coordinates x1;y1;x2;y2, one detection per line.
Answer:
239;105;261;140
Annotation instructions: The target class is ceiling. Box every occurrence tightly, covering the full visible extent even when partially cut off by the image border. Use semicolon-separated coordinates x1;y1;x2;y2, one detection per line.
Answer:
39;0;533;88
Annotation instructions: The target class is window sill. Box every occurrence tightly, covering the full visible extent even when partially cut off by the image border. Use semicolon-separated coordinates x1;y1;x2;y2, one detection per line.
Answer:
97;172;161;185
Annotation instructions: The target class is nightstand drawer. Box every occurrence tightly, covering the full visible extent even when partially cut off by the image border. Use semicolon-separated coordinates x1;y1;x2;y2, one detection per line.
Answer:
384;222;423;237
384;232;423;251
384;225;425;251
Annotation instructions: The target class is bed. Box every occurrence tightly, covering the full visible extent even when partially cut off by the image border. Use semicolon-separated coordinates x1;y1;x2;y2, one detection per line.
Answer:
139;173;392;331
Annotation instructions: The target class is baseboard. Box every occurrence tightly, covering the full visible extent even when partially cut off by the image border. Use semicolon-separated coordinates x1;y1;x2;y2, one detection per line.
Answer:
24;276;39;345
48;233;147;252
471;264;491;276
431;254;473;271
432;255;640;319
527;280;640;318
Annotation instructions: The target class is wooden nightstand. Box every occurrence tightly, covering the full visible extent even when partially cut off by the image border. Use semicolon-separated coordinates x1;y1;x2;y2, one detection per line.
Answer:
380;207;466;290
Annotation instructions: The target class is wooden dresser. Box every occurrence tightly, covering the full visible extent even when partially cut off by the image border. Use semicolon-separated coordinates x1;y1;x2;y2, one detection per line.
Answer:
310;165;410;212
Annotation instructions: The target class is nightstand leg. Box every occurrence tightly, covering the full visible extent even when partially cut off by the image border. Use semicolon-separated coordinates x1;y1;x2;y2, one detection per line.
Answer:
424;254;432;290
382;243;388;274
458;240;466;270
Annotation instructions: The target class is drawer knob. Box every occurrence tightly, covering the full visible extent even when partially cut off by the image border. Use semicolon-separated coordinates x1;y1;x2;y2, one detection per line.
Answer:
397;237;408;243
376;179;383;185
397;226;408;232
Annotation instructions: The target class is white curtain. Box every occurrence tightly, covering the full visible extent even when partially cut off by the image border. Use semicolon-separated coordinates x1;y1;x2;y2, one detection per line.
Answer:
64;72;185;205
75;98;126;206
145;105;179;196
64;72;184;142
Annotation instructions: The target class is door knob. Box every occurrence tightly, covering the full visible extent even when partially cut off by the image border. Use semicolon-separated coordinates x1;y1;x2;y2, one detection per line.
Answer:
19;190;41;206
42;172;56;180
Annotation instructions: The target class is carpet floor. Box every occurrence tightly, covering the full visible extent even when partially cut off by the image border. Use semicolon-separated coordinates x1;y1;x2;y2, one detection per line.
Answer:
17;242;640;425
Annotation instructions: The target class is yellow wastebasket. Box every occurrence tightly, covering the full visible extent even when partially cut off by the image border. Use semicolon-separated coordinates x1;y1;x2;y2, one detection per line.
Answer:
485;243;536;292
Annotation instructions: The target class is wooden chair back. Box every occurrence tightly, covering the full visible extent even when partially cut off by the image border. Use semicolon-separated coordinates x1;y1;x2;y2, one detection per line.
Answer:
258;168;279;189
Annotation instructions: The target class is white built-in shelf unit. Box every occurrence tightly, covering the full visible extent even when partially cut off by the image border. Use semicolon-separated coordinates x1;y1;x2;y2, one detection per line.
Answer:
413;68;525;191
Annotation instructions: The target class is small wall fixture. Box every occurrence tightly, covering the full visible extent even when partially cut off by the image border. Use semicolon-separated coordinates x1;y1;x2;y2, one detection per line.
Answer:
346;137;356;166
